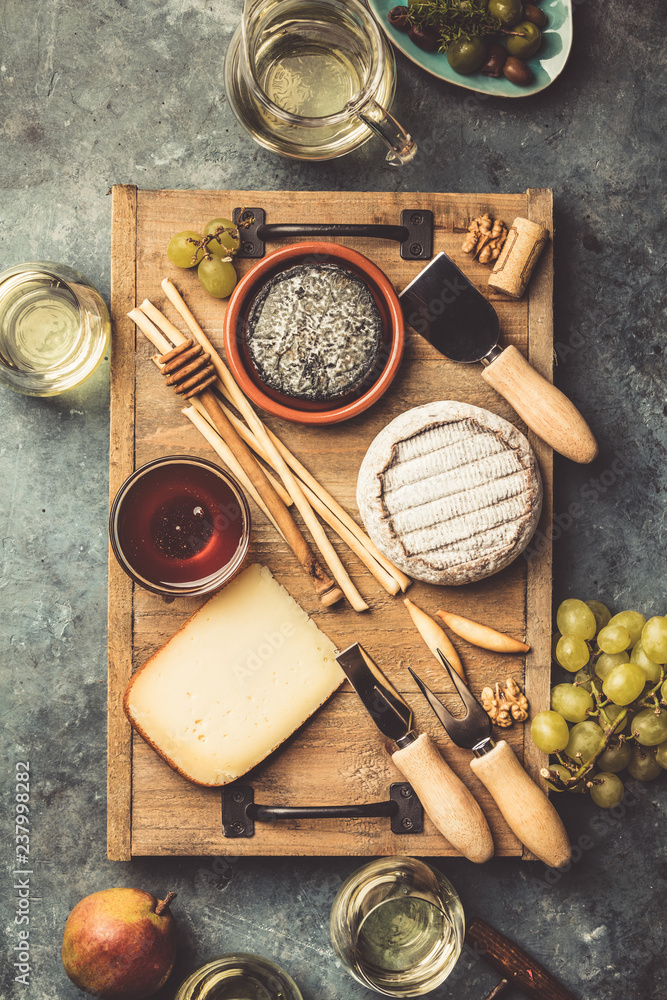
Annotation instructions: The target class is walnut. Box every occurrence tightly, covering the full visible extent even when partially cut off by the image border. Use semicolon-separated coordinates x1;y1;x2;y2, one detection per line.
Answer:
462;214;508;265
481;677;529;728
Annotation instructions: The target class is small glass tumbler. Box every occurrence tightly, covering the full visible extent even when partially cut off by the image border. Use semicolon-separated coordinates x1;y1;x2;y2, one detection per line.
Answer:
174;954;303;1000
330;857;464;997
0;262;110;396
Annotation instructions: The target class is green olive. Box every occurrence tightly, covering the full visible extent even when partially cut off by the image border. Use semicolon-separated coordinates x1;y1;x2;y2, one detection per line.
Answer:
446;36;487;74
487;0;523;27
506;21;542;58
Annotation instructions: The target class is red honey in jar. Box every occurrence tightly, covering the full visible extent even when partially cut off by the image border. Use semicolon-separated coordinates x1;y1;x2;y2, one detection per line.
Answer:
110;456;250;596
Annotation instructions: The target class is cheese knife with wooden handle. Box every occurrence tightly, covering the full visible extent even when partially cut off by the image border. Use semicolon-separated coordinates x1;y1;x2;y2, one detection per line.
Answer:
336;643;494;864
410;653;571;869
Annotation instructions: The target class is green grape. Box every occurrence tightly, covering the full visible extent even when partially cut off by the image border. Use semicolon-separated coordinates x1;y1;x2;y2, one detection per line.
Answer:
602;703;629;734
551;632;561;663
590;771;625;808
551;683;593;723
586;600;611;632
565;720;604;763
627;746;661;781
597;623;631;654
197;257;238;299
531;711;569;753
656;741;667;769
602;662;646;706
662;679;667;704
556;634;590;672
589;771;625;808
203;217;241;257
544;763;573;792
556;599;597;640
574;668;593;692
630;640;662;683
595;650;629;680
631;707;667;747
641;616;667;663
597;740;632;772
608;610;646;646
167;230;204;268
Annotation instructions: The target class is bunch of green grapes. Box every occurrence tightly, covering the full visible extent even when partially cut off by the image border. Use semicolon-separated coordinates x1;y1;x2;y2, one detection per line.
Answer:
531;600;667;809
166;217;240;299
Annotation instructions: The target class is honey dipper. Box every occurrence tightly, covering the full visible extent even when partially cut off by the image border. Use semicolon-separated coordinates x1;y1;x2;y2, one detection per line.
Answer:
159;339;344;607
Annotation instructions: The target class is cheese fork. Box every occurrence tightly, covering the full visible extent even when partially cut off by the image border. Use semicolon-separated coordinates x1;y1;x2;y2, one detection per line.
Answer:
409;654;572;869
336;643;494;863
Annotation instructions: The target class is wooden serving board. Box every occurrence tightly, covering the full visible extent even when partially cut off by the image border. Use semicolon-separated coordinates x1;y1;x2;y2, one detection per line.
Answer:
108;187;553;861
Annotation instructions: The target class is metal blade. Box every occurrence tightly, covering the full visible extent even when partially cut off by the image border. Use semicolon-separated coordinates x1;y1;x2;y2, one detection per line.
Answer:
336;643;413;743
409;656;492;750
399;252;499;363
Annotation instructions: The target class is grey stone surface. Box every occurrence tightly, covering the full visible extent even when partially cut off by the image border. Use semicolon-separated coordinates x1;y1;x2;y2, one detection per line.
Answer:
1;1;666;999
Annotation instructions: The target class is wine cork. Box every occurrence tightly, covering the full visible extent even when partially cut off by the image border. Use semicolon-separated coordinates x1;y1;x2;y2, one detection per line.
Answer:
488;217;549;299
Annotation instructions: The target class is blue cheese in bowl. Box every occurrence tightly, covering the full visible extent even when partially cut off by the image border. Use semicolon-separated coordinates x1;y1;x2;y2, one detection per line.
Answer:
245;262;383;402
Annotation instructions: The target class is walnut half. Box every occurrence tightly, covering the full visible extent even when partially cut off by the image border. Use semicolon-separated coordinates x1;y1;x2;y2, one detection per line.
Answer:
481;677;530;728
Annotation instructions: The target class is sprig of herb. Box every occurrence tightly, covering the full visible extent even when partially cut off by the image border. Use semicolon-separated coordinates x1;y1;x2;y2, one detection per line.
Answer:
407;0;502;48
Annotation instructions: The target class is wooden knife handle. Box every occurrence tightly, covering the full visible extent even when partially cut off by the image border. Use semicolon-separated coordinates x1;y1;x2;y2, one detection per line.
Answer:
466;918;578;1000
470;740;571;868
392;734;494;864
481;345;598;464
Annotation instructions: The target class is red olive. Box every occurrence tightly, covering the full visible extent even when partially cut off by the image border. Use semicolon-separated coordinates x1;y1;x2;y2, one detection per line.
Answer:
503;55;534;85
408;25;440;52
387;6;410;30
480;41;508;77
524;3;548;27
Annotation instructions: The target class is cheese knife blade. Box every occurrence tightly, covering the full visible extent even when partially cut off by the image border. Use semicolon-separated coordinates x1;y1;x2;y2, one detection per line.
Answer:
336;641;414;746
336;643;494;863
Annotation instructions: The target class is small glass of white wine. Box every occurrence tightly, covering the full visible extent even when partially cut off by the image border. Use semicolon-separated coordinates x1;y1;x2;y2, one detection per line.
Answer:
330;857;464;996
0;262;110;396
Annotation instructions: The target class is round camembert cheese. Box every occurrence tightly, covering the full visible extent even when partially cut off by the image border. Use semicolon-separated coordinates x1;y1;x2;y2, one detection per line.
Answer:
357;401;542;586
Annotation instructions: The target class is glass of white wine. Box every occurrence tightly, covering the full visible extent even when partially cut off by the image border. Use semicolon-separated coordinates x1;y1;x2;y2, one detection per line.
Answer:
0;262;110;397
225;0;417;163
330;857;464;997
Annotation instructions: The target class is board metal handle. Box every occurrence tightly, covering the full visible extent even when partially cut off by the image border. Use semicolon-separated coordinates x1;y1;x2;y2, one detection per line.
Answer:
222;783;423;838
233;207;433;260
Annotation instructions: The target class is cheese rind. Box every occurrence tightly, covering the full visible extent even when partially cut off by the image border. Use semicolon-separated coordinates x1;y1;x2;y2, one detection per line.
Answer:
124;564;343;786
357;401;542;586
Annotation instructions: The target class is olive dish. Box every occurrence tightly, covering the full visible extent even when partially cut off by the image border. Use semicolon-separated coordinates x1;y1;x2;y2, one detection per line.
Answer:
368;0;573;98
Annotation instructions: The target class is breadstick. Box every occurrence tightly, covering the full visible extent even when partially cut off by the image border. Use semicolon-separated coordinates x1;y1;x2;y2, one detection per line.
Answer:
404;598;466;682
194;398;401;595
158;281;369;613
436;611;530;654
181;405;284;536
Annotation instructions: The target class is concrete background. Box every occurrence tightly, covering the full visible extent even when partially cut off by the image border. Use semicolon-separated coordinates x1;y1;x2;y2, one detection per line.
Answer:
1;0;665;998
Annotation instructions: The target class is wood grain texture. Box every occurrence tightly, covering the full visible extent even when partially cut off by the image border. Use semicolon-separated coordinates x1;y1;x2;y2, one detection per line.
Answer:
109;188;554;858
470;740;571;869
523;187;555;859
392;734;494;863
107;184;137;861
482;345;598;463
465;918;578;1000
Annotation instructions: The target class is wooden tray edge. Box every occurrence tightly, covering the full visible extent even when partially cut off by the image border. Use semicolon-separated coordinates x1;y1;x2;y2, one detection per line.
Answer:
522;187;554;860
108;184;138;861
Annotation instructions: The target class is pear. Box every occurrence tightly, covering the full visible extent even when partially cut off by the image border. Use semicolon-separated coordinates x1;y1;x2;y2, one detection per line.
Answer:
62;887;177;999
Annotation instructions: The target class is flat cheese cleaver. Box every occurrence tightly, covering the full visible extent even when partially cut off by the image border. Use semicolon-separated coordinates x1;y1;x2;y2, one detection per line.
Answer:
399;252;598;464
336;642;494;863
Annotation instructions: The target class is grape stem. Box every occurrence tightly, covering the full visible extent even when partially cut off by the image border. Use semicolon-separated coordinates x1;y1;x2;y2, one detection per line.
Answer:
189;226;240;267
542;665;666;791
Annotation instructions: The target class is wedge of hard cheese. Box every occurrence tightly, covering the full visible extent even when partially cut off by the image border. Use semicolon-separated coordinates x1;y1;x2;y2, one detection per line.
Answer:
124;563;343;786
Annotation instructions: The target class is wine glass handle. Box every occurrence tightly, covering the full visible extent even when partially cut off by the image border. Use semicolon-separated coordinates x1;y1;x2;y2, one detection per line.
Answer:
357;100;418;165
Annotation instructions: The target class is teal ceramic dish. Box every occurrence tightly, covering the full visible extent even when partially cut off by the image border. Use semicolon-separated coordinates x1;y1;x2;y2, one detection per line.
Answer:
367;0;573;98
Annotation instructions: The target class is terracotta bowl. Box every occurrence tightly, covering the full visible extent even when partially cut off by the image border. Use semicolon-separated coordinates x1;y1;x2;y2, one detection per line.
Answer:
223;242;404;425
